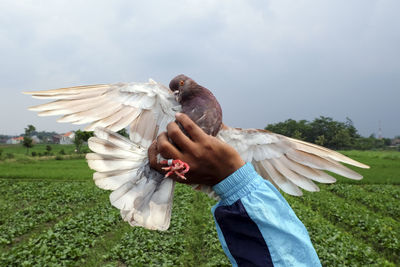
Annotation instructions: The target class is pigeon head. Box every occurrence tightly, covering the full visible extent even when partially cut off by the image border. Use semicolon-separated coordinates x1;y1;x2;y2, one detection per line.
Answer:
169;74;192;92
169;74;201;103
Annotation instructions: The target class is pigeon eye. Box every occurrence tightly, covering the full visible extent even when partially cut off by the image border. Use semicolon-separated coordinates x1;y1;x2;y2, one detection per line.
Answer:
179;80;184;86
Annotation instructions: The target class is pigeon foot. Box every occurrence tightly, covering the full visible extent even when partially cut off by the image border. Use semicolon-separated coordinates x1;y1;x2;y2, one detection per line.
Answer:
160;159;190;179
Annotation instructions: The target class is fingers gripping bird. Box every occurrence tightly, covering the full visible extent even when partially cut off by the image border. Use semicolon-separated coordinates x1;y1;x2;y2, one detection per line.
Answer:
24;75;369;231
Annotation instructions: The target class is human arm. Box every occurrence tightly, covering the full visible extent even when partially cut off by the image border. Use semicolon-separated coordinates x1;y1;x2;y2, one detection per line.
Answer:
148;113;321;266
211;163;321;266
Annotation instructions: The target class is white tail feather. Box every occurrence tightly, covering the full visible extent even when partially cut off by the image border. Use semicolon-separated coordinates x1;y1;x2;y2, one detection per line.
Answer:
87;127;174;231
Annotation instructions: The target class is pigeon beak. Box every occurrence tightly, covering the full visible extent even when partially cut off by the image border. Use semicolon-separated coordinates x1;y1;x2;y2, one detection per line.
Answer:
173;90;180;102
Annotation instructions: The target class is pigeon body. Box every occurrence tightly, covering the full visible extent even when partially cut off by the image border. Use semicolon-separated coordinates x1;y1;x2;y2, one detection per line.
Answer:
170;75;222;136
24;75;369;231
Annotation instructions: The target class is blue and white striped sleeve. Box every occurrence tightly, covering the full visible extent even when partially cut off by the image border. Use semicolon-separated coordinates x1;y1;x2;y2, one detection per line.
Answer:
211;163;321;267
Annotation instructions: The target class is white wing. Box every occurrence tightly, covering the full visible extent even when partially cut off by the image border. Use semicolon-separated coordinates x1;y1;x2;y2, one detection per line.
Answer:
25;79;180;231
217;126;369;196
87;127;174;231
24;79;180;148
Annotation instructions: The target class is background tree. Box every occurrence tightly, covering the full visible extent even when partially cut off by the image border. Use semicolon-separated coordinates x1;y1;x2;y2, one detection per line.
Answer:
45;145;52;155
23;137;33;155
46;145;52;152
74;130;93;153
25;125;36;136
265;119;311;138
315;135;326;146
332;129;352;150
292;130;304;141
23;125;36;154
264;117;370;150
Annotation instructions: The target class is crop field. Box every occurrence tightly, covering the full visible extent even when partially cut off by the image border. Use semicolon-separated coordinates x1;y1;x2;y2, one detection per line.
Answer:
0;144;79;158
0;146;399;266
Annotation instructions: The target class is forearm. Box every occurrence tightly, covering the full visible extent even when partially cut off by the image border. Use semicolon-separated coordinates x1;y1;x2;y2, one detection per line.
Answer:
211;163;321;267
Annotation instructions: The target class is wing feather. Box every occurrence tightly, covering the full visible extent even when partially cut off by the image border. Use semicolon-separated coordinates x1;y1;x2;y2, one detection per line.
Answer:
218;126;368;196
259;160;302;196
288;138;369;168
87;139;141;159
278;157;336;184
268;158;319;192
93;169;139;190
286;150;363;180
84;107;138;131
129;110;159;148
25;80;179;148
69;105;129;125
86;154;143;172
24;85;110;100
106;108;142;132
29;92;113;113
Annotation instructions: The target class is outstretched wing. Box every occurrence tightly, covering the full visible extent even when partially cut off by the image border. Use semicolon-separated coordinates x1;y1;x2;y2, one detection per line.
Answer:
24;80;180;231
217;126;369;196
24;79;180;148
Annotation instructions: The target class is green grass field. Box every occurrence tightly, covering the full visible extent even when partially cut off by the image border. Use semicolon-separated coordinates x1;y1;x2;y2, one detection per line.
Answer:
0;144;78;156
0;146;399;266
339;150;400;184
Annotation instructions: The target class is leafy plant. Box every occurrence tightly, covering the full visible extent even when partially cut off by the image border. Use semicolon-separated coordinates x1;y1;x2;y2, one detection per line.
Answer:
0;151;398;265
73;130;93;153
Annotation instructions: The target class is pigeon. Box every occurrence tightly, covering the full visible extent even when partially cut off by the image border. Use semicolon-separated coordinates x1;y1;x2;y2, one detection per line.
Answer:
24;74;369;231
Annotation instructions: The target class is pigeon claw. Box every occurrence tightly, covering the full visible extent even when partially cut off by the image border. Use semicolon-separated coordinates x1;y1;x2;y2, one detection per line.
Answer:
160;159;190;180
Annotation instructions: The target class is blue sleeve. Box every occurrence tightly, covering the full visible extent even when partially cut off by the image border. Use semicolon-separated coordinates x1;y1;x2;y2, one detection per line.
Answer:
211;163;321;267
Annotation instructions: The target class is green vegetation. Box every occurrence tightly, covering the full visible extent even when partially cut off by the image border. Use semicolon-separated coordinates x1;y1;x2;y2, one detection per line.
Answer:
0;160;93;180
0;144;77;157
265;116;393;150
290;189;399;262
0;149;398;266
0;144;90;162
22;125;36;155
338;150;400;184
74;130;94;153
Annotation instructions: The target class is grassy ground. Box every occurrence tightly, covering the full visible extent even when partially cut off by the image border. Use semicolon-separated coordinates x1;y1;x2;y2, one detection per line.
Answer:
0;159;93;180
338;150;400;184
0;147;398;266
0;144;78;156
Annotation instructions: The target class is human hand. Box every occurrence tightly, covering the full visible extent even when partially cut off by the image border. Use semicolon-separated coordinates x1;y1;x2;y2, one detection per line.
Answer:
148;113;245;186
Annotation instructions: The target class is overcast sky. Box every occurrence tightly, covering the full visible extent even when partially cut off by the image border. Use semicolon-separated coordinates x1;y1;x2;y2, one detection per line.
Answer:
1;0;399;138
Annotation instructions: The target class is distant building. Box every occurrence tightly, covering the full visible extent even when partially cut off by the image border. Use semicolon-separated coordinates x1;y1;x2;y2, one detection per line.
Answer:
31;135;41;144
0;136;9;144
52;134;61;144
6;136;24;144
6;136;41;144
59;132;75;145
392;138;400;146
